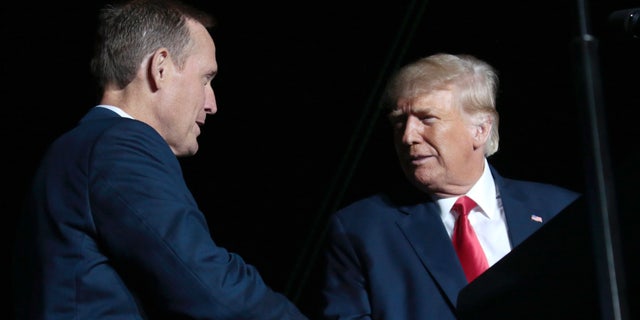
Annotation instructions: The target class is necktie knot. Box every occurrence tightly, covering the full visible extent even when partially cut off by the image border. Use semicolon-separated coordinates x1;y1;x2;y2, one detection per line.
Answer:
452;195;477;217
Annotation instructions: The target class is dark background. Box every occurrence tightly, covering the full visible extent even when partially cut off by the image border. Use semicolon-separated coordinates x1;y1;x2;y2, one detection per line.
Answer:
3;0;639;318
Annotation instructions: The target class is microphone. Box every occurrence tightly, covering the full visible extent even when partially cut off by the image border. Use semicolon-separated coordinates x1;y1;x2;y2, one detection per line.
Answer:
608;8;640;38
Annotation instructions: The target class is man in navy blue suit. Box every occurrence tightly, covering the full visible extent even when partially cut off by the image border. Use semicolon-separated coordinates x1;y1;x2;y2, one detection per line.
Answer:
320;53;580;319
12;0;308;318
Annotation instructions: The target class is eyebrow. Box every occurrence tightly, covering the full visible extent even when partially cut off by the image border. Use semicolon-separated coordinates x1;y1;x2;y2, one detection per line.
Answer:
388;109;405;118
388;106;434;118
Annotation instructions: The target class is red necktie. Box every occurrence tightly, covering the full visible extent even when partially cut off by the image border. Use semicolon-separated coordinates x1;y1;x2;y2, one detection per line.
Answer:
451;195;489;282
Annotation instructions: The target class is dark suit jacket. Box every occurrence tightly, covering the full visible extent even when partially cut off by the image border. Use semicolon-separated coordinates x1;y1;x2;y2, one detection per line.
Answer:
13;107;307;319
321;166;580;319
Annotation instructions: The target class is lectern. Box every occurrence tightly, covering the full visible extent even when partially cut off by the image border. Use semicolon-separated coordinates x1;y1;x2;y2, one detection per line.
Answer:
456;198;603;319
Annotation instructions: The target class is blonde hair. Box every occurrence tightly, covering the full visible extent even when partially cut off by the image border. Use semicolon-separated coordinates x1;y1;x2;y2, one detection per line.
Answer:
383;53;500;156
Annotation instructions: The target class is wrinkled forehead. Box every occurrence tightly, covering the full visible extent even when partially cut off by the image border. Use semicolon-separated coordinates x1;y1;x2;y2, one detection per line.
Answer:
389;89;456;117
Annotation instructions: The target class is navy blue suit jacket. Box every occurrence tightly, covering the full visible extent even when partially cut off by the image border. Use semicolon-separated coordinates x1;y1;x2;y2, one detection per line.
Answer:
321;166;580;319
13;107;307;319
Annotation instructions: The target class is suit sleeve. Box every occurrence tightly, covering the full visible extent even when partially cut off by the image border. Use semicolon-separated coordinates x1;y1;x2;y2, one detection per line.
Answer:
322;213;373;319
89;121;307;319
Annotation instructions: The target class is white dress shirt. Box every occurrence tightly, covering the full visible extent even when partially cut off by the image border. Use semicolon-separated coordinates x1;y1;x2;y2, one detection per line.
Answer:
437;158;512;266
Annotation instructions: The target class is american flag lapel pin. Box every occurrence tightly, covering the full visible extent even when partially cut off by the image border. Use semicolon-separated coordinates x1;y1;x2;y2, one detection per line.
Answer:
530;214;543;223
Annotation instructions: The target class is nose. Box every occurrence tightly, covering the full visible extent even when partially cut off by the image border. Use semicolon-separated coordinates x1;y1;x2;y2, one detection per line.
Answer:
401;116;421;145
204;86;217;115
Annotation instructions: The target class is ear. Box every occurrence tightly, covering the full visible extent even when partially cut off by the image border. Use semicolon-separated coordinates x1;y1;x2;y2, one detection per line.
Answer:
148;48;171;90
472;116;492;149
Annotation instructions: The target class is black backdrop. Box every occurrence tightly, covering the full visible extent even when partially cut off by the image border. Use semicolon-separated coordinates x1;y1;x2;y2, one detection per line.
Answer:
3;0;639;318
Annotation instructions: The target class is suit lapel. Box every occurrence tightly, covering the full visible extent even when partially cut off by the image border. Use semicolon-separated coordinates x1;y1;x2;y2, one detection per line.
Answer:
491;168;546;248
500;189;547;248
388;165;551;307
395;201;468;306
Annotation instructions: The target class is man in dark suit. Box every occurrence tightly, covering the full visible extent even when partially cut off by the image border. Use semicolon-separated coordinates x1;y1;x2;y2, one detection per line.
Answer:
320;53;580;319
11;0;308;318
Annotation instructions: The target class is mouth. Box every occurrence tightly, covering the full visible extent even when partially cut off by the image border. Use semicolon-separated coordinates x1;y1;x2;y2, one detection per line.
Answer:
194;122;203;136
408;154;432;165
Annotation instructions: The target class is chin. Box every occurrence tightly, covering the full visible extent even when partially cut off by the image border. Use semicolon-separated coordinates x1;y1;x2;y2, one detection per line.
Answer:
187;145;199;156
412;167;437;183
174;144;199;157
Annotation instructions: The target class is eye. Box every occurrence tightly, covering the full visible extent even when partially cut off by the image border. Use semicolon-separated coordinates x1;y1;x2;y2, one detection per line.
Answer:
420;115;436;124
204;72;216;87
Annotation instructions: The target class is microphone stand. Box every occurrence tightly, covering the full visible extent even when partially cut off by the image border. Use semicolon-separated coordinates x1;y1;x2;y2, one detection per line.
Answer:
571;1;629;319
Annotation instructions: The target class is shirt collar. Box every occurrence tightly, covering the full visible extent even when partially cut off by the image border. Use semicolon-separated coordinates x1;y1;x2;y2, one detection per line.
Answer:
96;104;134;119
436;158;498;218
